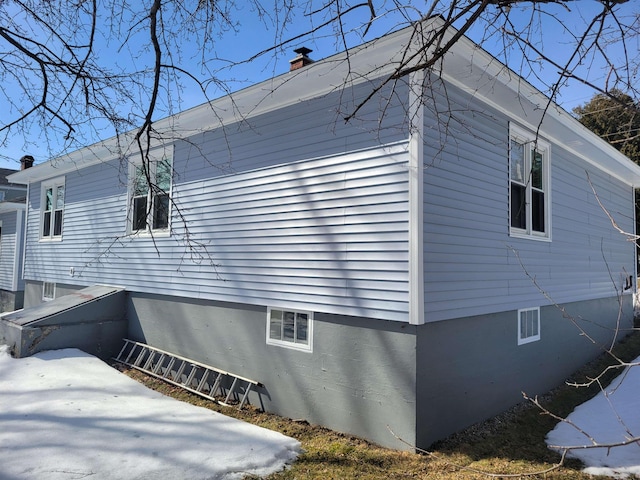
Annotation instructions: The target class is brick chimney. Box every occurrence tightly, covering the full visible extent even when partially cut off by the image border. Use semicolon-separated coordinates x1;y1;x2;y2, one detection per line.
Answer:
289;47;314;71
20;155;34;170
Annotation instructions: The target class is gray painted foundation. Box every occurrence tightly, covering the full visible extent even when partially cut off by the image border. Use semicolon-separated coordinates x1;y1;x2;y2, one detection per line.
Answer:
23;281;83;309
416;295;634;448
126;292;418;450
0;289;23;313
12;281;635;450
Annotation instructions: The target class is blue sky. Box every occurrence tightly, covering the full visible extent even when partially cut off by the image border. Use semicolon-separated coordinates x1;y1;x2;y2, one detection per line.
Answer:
0;1;635;170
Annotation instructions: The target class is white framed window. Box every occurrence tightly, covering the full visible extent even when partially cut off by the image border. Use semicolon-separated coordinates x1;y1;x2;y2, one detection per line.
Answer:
266;307;313;352
41;177;65;240
42;282;56;301
128;149;173;235
509;124;550;240
518;307;540;345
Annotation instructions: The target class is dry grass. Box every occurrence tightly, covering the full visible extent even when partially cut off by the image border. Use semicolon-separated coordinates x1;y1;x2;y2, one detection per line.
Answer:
118;331;640;479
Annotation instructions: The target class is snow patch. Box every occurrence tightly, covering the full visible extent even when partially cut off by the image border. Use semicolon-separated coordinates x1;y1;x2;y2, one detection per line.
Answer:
0;346;300;480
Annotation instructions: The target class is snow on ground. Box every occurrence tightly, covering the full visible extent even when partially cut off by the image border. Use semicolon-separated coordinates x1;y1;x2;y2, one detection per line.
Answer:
0;345;299;480
546;354;640;478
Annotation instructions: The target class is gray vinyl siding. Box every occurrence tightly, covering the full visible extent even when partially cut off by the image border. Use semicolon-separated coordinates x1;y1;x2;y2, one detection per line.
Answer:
423;84;636;322
173;80;410;184
22;79;411;321
0;210;22;292
23;141;411;321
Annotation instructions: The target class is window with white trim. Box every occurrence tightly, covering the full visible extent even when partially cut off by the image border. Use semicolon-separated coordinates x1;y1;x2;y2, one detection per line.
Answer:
267;307;313;351
129;153;172;234
518;307;540;345
41;178;65;240
509;125;550;239
43;282;56;301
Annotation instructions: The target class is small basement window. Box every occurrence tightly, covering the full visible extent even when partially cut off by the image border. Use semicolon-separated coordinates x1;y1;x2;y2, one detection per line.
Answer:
266;307;313;352
518;307;540;345
43;282;56;301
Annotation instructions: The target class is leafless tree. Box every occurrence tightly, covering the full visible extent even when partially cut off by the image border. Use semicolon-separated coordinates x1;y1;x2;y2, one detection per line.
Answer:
0;1;637;161
2;2;639;468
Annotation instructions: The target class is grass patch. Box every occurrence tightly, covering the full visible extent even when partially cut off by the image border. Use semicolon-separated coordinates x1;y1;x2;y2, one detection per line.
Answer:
118;330;640;479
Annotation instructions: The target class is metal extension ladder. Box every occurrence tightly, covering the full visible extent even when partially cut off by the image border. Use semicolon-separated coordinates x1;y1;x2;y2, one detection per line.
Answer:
114;339;261;409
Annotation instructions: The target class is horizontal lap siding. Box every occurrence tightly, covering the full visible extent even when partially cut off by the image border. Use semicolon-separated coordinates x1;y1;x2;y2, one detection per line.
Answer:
423;83;509;321
23;160;128;283
423;85;635;322
172;147;411;320
23;145;411;322
174;81;409;184
0;211;19;291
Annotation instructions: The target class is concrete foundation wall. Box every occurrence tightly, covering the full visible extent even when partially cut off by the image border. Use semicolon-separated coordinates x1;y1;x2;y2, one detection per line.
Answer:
127;292;418;450
19;281;632;450
415;295;634;448
24;281;83;308
4;284;128;360
0;289;23;313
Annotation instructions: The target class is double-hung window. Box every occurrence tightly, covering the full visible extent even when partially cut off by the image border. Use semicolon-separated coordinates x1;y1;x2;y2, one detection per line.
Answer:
267;307;313;352
129;151;172;234
41;177;65;240
509;125;550;239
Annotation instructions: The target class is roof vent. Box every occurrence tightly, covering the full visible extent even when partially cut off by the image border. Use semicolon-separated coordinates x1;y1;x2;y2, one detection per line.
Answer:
289;47;314;71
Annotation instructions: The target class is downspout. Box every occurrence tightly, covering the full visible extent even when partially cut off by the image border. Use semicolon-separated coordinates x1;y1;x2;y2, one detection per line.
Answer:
408;70;425;325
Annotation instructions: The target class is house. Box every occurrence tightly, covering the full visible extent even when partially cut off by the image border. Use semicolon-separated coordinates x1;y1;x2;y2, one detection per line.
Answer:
4;18;640;450
0;157;30;312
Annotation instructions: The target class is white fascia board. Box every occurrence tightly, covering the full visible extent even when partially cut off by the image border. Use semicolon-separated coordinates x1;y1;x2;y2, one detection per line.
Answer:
13;17;637;187
439;31;640;187
7;22;440;186
155;25;437;137
8;136;169;185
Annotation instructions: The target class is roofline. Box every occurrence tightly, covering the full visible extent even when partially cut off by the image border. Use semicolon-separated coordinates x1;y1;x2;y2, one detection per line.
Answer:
7;22;441;184
436;28;640;186
9;17;640;186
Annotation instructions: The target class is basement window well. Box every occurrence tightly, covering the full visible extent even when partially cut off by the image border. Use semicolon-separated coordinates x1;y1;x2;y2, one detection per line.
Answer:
267;307;313;352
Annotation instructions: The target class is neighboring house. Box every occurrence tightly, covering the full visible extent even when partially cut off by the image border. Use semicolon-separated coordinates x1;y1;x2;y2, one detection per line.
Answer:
0;159;30;312
6;19;640;450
